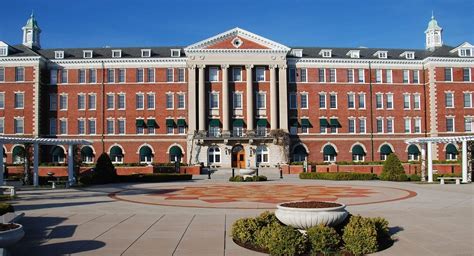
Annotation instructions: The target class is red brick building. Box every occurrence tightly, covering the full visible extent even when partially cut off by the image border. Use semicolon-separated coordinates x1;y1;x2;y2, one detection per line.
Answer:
0;14;473;168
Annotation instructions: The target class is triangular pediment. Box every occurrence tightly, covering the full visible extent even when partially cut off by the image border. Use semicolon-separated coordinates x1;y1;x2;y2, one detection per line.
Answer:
185;27;290;53
449;42;473;53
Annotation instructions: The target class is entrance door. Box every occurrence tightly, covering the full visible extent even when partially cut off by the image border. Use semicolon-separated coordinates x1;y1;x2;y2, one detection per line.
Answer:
231;145;245;168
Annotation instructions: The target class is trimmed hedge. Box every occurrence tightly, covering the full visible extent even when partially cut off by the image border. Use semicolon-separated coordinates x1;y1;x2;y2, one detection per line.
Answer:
342;215;378;255
307;224;341;255
380;154;408;181
407;174;421;181
0;203;14;216
229;175;267;182
119;173;192;183
299;172;378;180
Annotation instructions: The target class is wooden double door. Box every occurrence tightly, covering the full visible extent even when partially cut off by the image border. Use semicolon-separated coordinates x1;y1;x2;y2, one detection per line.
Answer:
231;145;245;168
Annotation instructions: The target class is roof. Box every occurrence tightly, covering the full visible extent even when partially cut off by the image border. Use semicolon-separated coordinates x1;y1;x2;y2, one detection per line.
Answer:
426;15;442;32
23;13;41;30
37;46;185;59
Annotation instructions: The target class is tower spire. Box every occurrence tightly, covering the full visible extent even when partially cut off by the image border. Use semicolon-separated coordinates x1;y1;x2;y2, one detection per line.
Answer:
425;12;443;51
22;12;41;49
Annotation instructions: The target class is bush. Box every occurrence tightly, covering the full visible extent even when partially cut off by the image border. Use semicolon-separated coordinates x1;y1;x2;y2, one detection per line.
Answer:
369;217;390;245
266;224;307;256
119;173;192;183
232;217;260;245
229;175;267;182
342;215;378;255
255;211;279;226
299;172;378;180
93;153;118;184
380;154;408;181
307;224;341;255
407;174;421;181
0;203;14;215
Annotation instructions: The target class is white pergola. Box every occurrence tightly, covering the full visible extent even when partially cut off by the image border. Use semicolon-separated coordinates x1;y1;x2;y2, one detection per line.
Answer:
0;136;92;187
406;136;473;183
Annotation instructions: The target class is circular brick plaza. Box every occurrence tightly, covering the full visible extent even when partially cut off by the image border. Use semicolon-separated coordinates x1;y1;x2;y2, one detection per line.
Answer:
109;183;417;209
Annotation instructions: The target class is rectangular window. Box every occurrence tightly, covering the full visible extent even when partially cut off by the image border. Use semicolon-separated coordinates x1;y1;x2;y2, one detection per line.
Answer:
414;119;421;133
387;119;394;133
464;117;473;132
166;94;174;109
136;94;144;109
49;118;56;135
118;69;125;83
209;67;218;82
118;119;126;135
107;69;115;83
445;92;454;108
347;69;354;83
147;93;155;109
178;68;185;82
299;68;307;82
348;119;355;133
329;68;336;83
0;119;3;134
79;69;86;83
445;68;452;81
61;69;68;83
15;67;24;81
256;67;265;81
403;70;409;83
358;69;365;83
404;119;411;133
300;94;308;109
376;69;382;83
117;94;126;109
88;94;96;110
376;94;383;109
166;126;173;135
359;119;366;133
386;94;393;109
414;94;421;109
446;117;455;132
413;70;419;84
386;69;393;83
233;93;242;109
329;94;337;109
464;93;472;108
463;68;471;82
14;93;24;109
232;67;242;81
289;68;296;82
318;68;325;82
404;94;411;109
319;94;326;109
50;70;57;85
147;68;155;82
289;93;297;109
49;94;57;110
347;94;355;109
77;94;85;110
137;68;144;83
88;119;96;135
376;119;383;133
358;94;365;109
106;94;114;110
178;125;185;134
210;93;219;109
148;125;155;135
177;94;185;109
107;119;114;134
167;68;174;82
59;94;68;110
89;69;96;83
59;119;67;135
0;93;4;109
256;93;266;109
77;120;85;135
0;67;4;82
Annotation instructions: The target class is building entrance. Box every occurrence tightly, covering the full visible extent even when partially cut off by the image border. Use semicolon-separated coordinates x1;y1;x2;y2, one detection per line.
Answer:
231;145;245;168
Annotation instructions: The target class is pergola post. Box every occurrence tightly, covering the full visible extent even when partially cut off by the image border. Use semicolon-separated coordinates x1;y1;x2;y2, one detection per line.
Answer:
462;140;468;183
427;141;433;183
67;144;74;186
0;143;4;186
33;143;39;187
421;145;426;182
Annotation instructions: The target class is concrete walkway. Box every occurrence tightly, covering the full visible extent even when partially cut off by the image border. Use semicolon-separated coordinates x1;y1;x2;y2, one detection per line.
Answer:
6;176;474;256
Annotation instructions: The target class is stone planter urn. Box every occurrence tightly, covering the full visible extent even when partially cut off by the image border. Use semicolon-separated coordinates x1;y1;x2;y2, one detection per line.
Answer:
275;201;348;230
0;223;24;248
239;168;256;176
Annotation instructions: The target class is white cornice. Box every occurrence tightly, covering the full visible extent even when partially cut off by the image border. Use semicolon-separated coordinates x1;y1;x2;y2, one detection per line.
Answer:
186;49;288;55
50;57;187;65
0;56;42;62
422;57;474;64
289;57;423;65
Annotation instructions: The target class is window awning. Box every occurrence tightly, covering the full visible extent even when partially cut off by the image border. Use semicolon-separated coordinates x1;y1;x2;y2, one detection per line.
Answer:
330;118;341;127
319;119;329;127
209;119;221;127
147;119;158;128
257;119;268;127
166;119;175;127
135;119;146;127
169;146;182;155
380;145;393;154
81;146;94;156
301;118;311;127
52;146;64;156
139;146;152;156
290;119;299;127
408;144;420;154
12;146;25;156
110;146;123;156
446;144;458;154
352;145;366;155
323;145;337;155
233;119;245;127
177;119;186;126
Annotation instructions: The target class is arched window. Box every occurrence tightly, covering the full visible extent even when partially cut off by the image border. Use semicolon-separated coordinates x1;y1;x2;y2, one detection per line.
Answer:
351;145;366;162
293;145;307;162
139;146;153;163
380;144;393;161
256;146;269;165
52;146;65;163
110;146;124;164
12;146;26;164
208;146;221;164
323;145;337;162
81;146;94;164
407;145;420;161
445;144;458;160
169;146;183;163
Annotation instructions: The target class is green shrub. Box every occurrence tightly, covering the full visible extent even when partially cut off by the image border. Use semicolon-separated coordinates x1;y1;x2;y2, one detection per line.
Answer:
119;173;192;183
369;217;390;245
245;176;254;182
380;154;408;181
232;217;260;245
256;211;279;226
307;224;341;255
0;203;14;215
254;222;280;251
266;224;307;256
342;215;378;255
299;172;378;180
229;175;267;182
93;153;118;184
407;174;421;181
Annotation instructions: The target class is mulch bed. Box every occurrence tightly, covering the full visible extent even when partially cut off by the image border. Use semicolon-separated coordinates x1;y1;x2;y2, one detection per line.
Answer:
0;223;20;232
281;201;343;208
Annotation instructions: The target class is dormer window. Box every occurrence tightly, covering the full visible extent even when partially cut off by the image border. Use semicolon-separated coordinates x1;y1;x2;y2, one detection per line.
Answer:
374;51;388;59
320;49;332;58
290;49;303;57
459;48;473;57
54;51;64;59
346;50;360;58
400;51;415;59
112;50;122;58
171;49;181;57
141;49;151;58
0;47;7;57
83;50;93;59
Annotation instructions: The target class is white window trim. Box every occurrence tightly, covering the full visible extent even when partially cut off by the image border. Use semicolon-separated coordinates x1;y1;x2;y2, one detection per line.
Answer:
88;69;97;84
403;93;411;110
464;68;472;82
88;118;97;135
386;93;394;110
358;93;366;109
178;68;186;82
209;91;220;109
59;93;68;111
300;93;309;109
348;118;356;134
376;69;383;83
117;93;126;110
233;92;243;110
141;49;151;58
83;50;93;59
413;94;421;110
112;50;122;58
256;92;267;109
329;68;337;83
106;93;115;110
88;93;97;110
147;92;156;110
329;93;338;109
54;51;64;59
136;68;145;83
358;69;365;83
414;118;422;133
118;68;126;83
347;69;355;83
117;118;126;135
446;68;453;82
106;118;115;135
77;93;86;110
166;68;174;83
404;117;412;133
464;116;473;132
59;118;68;135
255;67;266;82
177;93;186;109
146;68;155;83
0;92;4;109
77;118;86;135
347;93;356;109
446;116;455;133
166;93;174;110
413;70;420;84
136;93;145;110
403;70;410;84
375;93;384;109
171;49;181;57
386;69;393;84
14;92;25;109
208;67;219;82
359;118;367;134
319;93;327;109
376;118;384;134
15;67;25;82
386;117;395;134
445;92;454;108
299;68;307;83
319;68;326;83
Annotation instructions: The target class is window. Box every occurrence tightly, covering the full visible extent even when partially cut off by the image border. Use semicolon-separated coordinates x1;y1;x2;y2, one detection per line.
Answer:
233;92;242;109
88;94;96;110
15;67;24;81
300;94;308;109
323;145;336;162
376;69;382;83
318;68;325;82
148;121;155;135
137;124;145;135
404;118;411;133
79;69;86;83
358;69;365;83
256;146;269;164
347;93;355;109
0;47;7;57
445;144;458;160
319;93;326;109
0;118;5;133
256;67;265;81
414;94;421;109
14;92;24;109
110;146;123;164
89;69;96;83
0;67;4;83
403;94;411;109
171;49;181;57
118;119;126;134
463;92;473;108
386;69;393;83
59;94;68;110
166;94;174;109
289;93;297;109
329;94;337;109
358;93;366;109
81;146;94;163
386;94;393;109
290;125;298;135
209;67;218;82
60;69;68;83
147;93;155;109
300;68;307;82
376;118;383;133
463;68;471;82
54;51;64;59
141;49;151;58
359;118;366;133
117;94;126;110
352;145;365;162
139;146;153;163
414;118;421;133
106;119;114;134
78;94;85;110
49;94;57;110
137;68;144;83
444;68;452;81
209;126;220;137
0;93;4;109
107;69;115;83
178;68;185;82
412;70;419;84
256;92;266;109
347;69;354;83
446;117;455;132
403;70;409;83
51;146;65;163
377;51;387;58
83;50;93;58
88;119;96;135
50;70;57;85
118;69;125;83
210;92;219;109
112;50;121;58
376;94;383;109
78;119;85;135
147;68;155;82
232;67;241;81
177;94;185;109
465;117;473;132
59;119;67;135
178;124;185;134
136;93;144;109
49;118;57;135
387;118;394;133
321;50;332;58
329;69;336;83
459;48;473;57
289;68;296;82
348;119;355;133
208;146;221;164
106;94;114;110
167;68;174;82
445;92;454;108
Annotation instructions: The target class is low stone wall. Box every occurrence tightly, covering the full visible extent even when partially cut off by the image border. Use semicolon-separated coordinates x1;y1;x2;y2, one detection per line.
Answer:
179;166;201;175
313;163;461;175
115;166;154;175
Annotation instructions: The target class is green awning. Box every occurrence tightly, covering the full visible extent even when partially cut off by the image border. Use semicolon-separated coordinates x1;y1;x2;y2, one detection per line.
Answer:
301;118;311;127
52;146;64;156
329;119;341;127
169;146;182;155
110;146;123;156
177;119;186;126
319;119;329;127
12;146;25;156
290;119;299;127
209;119;221;127
139;146;152;156
135;119;146;127
323;145;337;155
256;119;268;127
81;146;94;157
380;145;393;154
166;119;175;127
233;119;245;127
408;145;420;154
446;144;458;154
352;145;366;155
147;119;157;128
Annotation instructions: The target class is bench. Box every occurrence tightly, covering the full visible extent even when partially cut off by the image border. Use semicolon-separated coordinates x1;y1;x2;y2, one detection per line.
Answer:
0;186;16;196
437;177;462;185
47;180;69;189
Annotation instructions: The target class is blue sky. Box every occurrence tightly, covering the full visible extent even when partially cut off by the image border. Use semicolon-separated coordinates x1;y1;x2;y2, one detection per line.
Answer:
0;0;472;49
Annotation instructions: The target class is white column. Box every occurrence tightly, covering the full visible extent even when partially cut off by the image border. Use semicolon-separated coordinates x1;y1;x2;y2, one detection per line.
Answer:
33;143;39;187
67;144;74;186
198;65;206;131
221;65;230;132
427;141;433;183
462;140;468;183
278;65;288;131
187;66;197;133
421;145;426;182
0;143;3;186
270;65;278;130
246;65;254;131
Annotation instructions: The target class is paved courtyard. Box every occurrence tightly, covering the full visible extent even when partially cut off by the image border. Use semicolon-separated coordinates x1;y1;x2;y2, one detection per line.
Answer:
5;175;474;256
